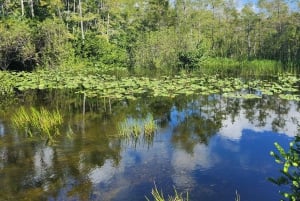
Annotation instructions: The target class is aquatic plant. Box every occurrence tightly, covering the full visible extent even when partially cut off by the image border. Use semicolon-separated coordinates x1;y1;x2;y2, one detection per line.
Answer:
146;185;189;201
235;190;241;201
132;120;143;137
118;115;157;138
269;136;300;201
199;57;283;76
117;118;143;138
117;119;132;137
11;106;63;141
1;68;299;102
144;114;157;136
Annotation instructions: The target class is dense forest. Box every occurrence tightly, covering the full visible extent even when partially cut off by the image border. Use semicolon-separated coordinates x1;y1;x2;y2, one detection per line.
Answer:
0;0;299;74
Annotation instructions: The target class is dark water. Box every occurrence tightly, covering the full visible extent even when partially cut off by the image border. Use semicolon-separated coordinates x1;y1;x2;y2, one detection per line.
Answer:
0;92;299;201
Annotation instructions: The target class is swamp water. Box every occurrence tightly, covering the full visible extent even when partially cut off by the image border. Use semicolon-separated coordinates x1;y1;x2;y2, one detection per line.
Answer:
0;92;299;201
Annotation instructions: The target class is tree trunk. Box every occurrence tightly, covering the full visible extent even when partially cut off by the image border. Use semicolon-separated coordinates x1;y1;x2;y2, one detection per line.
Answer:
107;12;110;40
29;0;34;17
78;0;85;41
20;0;24;16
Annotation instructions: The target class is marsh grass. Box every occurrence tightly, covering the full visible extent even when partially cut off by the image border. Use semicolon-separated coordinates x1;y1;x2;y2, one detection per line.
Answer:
11;106;63;142
118;114;157;138
200;57;284;76
144;114;157;136
146;185;189;201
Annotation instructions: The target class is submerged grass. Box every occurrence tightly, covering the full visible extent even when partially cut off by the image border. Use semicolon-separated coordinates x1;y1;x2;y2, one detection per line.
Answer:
11;106;63;142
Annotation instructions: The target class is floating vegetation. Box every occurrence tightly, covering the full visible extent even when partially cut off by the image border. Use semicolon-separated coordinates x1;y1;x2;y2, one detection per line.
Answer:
11;106;63;142
223;92;261;99
117;114;157;138
279;94;300;101
146;185;189;201
0;69;299;102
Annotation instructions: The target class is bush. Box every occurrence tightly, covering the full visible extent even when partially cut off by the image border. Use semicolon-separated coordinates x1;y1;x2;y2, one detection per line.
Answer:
269;136;300;201
35;18;75;69
74;32;128;67
0;18;36;71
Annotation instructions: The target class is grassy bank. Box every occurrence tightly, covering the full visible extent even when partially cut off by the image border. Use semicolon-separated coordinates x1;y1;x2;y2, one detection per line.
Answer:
197;58;295;76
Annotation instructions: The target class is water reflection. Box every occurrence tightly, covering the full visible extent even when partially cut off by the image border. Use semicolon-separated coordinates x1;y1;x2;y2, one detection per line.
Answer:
0;92;299;200
0;121;4;137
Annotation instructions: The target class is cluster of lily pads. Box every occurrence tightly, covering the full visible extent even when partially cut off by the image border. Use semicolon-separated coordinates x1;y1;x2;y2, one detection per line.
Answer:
0;69;299;101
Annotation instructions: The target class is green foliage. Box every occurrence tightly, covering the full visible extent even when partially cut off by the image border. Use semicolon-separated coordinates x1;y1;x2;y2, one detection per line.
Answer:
177;40;210;71
146;185;189;201
11;106;63;142
144;114;157;136
36;18;75;69
1;0;300;73
118;114;157;138
0;18;35;70
269;136;300;201
1;69;300;102
199;57;283;76
134;28;179;75
74;32;128;67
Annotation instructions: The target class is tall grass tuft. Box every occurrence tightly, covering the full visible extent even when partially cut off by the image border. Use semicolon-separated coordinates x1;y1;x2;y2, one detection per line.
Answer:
117;114;157;138
11;106;63;142
144;114;157;136
146;185;189;201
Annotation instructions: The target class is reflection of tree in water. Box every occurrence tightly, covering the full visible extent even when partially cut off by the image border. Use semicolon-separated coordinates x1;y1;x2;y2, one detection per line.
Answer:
171;95;224;153
240;96;291;132
271;99;290;132
1;90;299;200
170;94;300;154
0;115;122;201
224;97;241;123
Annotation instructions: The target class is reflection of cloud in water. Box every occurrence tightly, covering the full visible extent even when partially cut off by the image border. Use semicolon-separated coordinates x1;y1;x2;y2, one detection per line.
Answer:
0;121;4;136
171;144;219;189
88;159;120;184
220;102;300;140
88;135;169;186
34;146;54;183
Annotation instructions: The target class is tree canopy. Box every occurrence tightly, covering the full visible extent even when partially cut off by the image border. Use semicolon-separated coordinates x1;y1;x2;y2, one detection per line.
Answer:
0;0;299;73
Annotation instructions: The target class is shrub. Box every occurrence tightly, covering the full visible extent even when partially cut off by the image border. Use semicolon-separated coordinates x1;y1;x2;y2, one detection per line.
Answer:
269;136;300;201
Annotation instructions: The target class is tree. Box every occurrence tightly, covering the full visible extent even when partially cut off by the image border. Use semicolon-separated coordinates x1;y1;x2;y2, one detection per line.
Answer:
35;18;74;68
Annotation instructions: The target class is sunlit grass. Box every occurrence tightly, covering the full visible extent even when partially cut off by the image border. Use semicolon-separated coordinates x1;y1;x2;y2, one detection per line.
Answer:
144;114;157;136
11;106;63;142
146;185;189;201
117;114;157;138
200;57;284;76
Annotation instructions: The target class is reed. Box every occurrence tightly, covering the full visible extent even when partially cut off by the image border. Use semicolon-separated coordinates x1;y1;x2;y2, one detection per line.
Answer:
11;106;63;141
146;185;189;201
144;114;157;136
118;119;132;137
118;114;157;138
199;57;285;76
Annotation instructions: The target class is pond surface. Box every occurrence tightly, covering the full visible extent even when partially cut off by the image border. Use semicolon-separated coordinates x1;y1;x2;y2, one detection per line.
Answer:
0;92;299;201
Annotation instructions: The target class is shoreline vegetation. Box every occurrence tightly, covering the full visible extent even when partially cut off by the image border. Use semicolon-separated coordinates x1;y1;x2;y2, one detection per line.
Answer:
0;0;299;74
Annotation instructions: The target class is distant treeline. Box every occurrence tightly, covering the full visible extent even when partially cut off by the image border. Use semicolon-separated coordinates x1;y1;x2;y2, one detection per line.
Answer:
0;0;299;74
